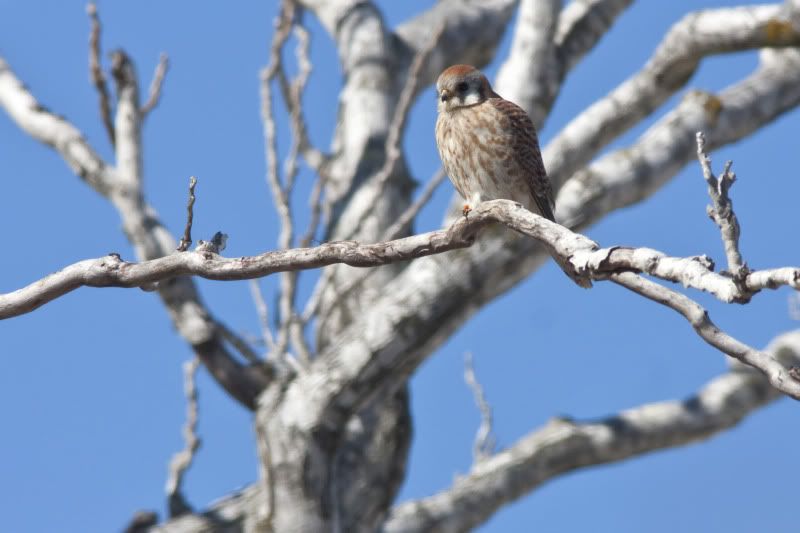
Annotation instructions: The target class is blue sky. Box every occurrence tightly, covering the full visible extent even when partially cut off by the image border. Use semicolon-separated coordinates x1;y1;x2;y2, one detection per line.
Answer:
1;1;798;532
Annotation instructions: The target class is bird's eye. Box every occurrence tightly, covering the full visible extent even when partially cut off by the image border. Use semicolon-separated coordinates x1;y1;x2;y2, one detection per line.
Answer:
456;81;469;93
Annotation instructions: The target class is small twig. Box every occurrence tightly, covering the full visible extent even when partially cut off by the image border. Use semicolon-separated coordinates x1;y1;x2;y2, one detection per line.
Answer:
140;53;169;116
372;23;446;192
610;271;800;395
249;280;276;352
165;357;201;518
695;131;748;279
305;22;446;328
298;171;327;248
301;267;333;323
262;0;304;362
383;167;447;241
288;315;312;367
86;2;115;146
304;167;447;324
177;176;197;252
464;352;495;462
277;17;315;194
280;16;329;250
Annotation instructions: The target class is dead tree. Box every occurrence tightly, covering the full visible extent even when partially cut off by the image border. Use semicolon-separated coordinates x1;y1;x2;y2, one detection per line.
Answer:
2;1;800;531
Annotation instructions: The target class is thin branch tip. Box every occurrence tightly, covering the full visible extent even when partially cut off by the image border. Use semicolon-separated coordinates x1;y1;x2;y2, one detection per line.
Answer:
464;352;495;461
177;176;198;252
695;131;747;279
141;52;169;115
165;357;201;518
87;1;115;145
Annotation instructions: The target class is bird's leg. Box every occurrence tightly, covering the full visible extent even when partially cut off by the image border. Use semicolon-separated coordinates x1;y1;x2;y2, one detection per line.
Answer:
463;192;482;217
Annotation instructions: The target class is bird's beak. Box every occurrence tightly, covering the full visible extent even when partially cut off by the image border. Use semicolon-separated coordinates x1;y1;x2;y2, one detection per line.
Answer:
439;89;451;103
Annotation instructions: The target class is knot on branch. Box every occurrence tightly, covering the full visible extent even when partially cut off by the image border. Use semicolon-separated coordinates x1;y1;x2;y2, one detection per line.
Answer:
111;50;137;89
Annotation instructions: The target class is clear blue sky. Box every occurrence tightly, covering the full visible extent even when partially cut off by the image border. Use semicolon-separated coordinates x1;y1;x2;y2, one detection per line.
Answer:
1;1;798;532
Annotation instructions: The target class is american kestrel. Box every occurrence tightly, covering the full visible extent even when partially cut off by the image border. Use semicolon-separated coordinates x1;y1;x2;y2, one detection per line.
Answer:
435;64;555;221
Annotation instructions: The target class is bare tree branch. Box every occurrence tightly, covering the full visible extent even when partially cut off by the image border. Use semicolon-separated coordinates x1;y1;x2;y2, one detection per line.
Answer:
7;3;800;531
382;330;799;533
0;57;114;195
154;328;800;533
555;0;634;74
7;198;794;313
372;22;445;195
304;23;445;329
215;321;263;367
396;0;518;89
609;271;795;399
166;358;201;518
497;0;635;125
0;52;269;410
141;53;169;116
558;49;800;229
254;42;800;496
545;3;800;188
177;176;197;252
696;132;747;279
249;280;276;354
261;0;299;361
110;49;144;199
4;198;800;396
336;47;800;433
274;15;329;180
86;2;115;145
495;0;561;126
464;352;495;462
382;167;448;242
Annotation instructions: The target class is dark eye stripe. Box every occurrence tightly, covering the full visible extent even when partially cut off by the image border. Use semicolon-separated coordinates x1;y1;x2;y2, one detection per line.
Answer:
456;81;469;93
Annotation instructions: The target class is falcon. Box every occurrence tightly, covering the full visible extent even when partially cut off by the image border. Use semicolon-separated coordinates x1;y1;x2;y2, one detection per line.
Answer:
435;64;555;221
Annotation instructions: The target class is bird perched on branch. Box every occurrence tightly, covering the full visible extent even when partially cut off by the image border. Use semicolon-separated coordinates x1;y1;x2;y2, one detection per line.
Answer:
435;64;555;221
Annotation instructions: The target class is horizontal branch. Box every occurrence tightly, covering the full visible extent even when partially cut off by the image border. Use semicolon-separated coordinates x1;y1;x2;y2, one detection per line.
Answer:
5;200;797;320
4;199;799;401
302;42;800;457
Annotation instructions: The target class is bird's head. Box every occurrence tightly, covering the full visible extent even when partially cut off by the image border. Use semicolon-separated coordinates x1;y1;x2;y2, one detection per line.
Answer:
436;64;494;113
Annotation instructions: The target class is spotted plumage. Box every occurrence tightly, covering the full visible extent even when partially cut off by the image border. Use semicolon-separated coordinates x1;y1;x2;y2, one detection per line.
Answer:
434;64;555;221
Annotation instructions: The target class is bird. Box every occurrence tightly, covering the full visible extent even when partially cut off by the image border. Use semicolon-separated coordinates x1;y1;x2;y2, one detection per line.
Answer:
434;64;555;222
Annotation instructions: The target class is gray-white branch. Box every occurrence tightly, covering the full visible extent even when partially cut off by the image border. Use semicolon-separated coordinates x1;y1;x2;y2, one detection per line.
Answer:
545;3;800;188
4;199;797;318
382;330;799;533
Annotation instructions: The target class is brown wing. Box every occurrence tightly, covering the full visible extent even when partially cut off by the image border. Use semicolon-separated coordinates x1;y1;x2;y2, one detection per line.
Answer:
488;97;555;222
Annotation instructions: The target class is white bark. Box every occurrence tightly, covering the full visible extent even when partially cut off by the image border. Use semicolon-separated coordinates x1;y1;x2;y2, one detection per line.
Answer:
0;55;268;409
3;1;800;531
382;331;799;533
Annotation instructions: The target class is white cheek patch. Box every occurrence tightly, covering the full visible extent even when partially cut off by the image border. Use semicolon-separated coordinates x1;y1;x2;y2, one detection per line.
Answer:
461;91;481;106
